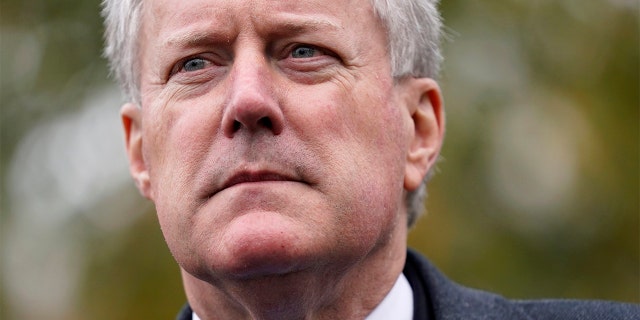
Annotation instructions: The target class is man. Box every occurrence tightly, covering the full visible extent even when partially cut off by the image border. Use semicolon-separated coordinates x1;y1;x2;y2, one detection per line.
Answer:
102;0;638;319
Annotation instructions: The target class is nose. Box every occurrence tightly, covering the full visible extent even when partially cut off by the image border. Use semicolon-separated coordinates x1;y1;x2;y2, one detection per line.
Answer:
222;53;284;138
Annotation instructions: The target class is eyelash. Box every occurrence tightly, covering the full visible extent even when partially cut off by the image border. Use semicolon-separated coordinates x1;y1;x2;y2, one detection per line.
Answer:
290;44;318;58
287;43;338;60
169;56;212;77
167;43;339;80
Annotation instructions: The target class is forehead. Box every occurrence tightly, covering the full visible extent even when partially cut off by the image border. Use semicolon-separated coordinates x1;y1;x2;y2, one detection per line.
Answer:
141;0;382;44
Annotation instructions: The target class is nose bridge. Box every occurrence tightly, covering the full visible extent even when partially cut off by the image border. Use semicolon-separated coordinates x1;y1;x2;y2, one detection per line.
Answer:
232;50;271;99
222;49;284;137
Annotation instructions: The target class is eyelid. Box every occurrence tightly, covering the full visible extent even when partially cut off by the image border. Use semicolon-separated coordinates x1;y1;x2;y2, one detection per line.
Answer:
168;53;224;78
283;43;339;61
169;56;205;77
291;44;319;56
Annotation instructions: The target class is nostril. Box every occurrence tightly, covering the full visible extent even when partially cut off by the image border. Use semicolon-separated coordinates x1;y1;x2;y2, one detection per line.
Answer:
232;120;242;132
258;117;273;130
229;117;274;134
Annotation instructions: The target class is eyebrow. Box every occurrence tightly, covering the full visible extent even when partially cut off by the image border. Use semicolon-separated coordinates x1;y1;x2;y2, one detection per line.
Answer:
163;30;227;49
275;18;341;36
162;17;341;49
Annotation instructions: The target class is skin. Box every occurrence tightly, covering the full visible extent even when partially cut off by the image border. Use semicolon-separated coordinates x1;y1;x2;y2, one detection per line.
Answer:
121;0;444;319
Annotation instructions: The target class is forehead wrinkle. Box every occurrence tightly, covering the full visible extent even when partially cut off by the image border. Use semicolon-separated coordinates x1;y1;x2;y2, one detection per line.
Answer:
152;3;235;49
271;16;341;35
259;10;344;38
161;15;339;51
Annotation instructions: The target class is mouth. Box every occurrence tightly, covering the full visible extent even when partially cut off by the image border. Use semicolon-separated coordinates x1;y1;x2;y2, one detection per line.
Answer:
215;170;302;196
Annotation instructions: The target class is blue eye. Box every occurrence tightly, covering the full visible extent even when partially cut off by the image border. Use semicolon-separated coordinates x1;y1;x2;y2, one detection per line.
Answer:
291;46;317;58
182;58;207;72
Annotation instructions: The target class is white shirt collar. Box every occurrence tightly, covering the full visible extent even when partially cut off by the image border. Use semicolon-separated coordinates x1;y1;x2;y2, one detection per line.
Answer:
365;273;414;320
192;273;413;320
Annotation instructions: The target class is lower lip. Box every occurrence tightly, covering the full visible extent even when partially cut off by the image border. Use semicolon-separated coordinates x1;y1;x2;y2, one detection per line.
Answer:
215;180;300;196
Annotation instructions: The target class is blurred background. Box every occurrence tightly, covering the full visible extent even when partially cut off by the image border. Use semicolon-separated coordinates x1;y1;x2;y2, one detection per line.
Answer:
1;0;638;318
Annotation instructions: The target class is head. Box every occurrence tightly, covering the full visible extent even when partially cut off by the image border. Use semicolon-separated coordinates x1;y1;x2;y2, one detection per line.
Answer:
102;0;443;227
105;0;444;316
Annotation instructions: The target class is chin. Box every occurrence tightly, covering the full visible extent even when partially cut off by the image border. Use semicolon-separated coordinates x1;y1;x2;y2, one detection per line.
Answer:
206;210;319;280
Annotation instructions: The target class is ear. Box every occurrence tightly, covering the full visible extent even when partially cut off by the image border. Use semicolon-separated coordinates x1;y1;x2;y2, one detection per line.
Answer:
121;103;152;199
401;78;445;191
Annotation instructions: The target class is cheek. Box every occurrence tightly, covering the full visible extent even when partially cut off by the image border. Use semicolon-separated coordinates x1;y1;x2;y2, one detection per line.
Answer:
141;96;223;223
141;104;222;261
143;94;220;179
312;82;407;169
289;82;408;227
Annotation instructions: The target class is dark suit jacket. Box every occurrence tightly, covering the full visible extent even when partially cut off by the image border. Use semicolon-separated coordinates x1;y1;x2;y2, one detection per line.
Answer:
176;249;639;319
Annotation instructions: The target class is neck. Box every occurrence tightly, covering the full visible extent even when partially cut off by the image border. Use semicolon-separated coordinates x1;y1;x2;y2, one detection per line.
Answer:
182;221;408;320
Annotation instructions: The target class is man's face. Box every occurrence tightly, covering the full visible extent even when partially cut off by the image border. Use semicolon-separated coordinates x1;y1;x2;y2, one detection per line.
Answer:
124;0;440;282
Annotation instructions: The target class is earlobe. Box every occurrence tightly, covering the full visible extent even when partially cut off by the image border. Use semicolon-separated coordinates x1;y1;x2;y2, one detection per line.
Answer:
121;103;152;199
402;78;445;191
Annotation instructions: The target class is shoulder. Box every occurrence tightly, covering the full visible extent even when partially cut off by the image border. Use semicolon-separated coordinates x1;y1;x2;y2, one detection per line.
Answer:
405;249;639;320
175;303;192;320
514;299;639;320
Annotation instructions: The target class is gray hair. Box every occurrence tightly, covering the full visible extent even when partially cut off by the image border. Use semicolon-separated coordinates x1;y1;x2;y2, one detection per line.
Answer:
101;0;144;103
101;0;443;227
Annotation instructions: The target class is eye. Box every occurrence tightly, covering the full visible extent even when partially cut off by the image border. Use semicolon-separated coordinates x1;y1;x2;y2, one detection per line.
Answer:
168;55;220;79
182;58;209;72
277;43;341;83
291;45;322;59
